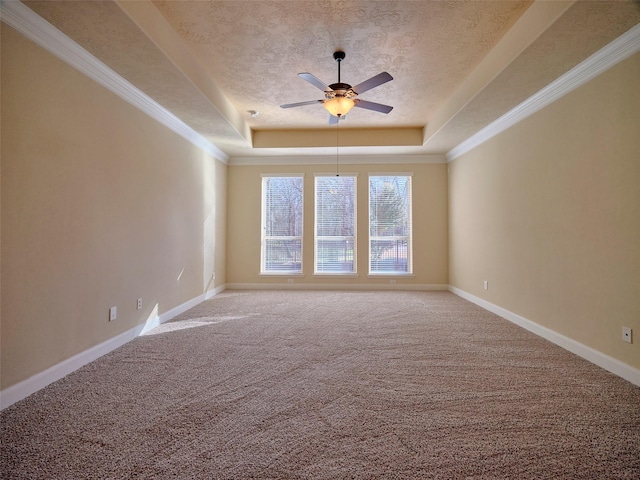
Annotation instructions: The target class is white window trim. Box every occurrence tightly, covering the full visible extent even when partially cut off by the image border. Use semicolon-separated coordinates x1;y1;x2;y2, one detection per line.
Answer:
314;174;357;275
261;175;304;275
368;174;413;276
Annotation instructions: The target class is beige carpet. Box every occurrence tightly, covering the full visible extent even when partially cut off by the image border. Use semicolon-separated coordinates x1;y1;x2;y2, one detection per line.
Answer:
1;290;639;479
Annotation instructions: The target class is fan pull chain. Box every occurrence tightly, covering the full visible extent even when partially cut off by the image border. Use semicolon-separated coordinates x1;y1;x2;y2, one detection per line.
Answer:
336;119;340;177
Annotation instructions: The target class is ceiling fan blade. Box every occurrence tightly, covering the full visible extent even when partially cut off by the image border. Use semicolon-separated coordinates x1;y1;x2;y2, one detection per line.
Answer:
328;114;347;125
353;99;393;114
351;72;393;95
280;100;323;109
298;73;331;91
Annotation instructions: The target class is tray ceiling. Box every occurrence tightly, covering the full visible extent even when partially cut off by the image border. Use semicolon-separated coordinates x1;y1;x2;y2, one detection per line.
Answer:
20;0;640;160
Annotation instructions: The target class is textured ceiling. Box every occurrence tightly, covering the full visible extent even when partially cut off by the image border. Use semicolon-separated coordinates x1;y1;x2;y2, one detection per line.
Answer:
21;1;640;159
152;0;531;129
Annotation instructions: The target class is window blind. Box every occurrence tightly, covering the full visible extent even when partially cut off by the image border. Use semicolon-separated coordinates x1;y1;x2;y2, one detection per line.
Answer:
261;176;303;273
369;175;412;274
315;175;357;274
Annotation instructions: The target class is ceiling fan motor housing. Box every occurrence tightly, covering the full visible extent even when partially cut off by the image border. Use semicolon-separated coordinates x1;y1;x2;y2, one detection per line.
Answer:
326;82;356;100
280;49;393;118
326;51;355;99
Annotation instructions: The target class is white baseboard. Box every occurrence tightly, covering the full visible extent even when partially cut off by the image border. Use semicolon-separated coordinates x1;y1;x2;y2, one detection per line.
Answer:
0;286;225;410
0;326;139;410
225;282;449;291
5;283;634;410
137;285;225;336
449;286;640;387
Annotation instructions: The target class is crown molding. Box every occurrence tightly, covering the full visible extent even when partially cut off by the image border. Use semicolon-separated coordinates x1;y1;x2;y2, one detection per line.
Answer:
252;127;424;149
447;23;640;162
1;0;229;164
229;154;447;167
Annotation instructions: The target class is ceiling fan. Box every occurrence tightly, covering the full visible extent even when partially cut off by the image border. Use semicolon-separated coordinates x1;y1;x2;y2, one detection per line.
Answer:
280;51;393;124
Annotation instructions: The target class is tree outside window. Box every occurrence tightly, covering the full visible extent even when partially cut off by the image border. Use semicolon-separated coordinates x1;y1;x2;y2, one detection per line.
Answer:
261;176;303;273
369;175;412;274
315;175;356;274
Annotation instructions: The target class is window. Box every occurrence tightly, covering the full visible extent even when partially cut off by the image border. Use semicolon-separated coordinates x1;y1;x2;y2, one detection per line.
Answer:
315;175;357;274
261;175;303;274
369;175;412;274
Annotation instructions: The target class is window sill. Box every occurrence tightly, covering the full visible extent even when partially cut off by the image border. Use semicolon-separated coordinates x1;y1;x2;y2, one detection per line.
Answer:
367;273;415;278
313;273;360;278
259;272;305;277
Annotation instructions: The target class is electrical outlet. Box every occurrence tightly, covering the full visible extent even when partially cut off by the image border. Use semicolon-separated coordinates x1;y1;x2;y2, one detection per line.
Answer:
288;278;294;283
390;279;397;285
109;306;117;322
483;280;489;290
622;327;632;344
137;298;142;310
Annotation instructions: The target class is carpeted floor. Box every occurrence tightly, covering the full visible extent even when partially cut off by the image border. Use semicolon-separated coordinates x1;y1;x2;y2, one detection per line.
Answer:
1;290;639;479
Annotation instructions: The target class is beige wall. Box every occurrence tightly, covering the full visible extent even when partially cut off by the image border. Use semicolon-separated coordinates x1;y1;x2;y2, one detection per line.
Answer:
449;53;640;369
1;26;227;389
3;6;636;396
227;162;448;288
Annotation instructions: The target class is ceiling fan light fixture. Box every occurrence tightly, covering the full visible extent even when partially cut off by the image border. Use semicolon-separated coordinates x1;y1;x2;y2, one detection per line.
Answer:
280;51;393;122
324;96;355;117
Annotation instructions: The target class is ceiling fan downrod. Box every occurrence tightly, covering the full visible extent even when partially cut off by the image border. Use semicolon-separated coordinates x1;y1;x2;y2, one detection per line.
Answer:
279;50;393;121
330;51;351;92
334;51;346;83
